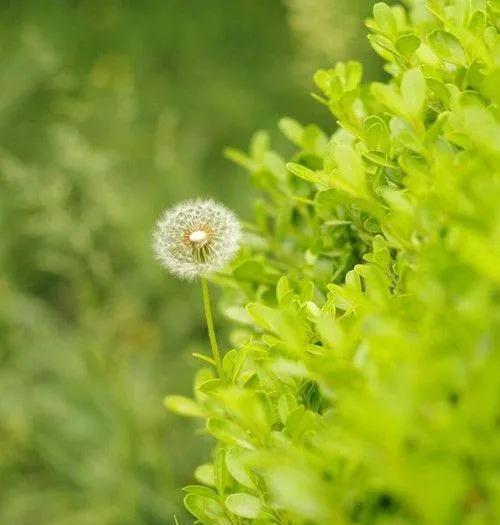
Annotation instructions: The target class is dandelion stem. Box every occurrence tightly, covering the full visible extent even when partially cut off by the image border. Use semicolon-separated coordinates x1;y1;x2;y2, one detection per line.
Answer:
200;277;223;376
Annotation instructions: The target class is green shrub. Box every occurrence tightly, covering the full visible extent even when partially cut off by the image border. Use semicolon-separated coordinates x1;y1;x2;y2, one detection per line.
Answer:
166;1;500;523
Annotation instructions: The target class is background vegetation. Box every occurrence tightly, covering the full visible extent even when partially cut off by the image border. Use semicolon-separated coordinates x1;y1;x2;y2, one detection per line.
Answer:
0;1;376;524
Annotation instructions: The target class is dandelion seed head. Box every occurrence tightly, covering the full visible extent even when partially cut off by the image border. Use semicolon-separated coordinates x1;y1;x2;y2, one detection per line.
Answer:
189;230;209;244
153;199;241;280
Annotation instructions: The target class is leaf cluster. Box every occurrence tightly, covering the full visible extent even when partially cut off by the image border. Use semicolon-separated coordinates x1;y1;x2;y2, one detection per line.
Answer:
168;1;500;524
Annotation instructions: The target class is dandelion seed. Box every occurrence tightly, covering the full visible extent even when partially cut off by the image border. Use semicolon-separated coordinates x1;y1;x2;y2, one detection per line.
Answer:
153;199;241;281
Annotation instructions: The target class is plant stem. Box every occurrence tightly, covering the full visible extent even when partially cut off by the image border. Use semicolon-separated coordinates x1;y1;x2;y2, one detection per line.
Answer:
200;277;223;376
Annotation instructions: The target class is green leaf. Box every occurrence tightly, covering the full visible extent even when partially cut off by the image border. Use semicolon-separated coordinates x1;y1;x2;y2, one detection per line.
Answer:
206;418;255;449
263;151;287;180
276;275;292;304
314;68;335;97
368;34;398;61
299;280;314;301
278;393;298;425
484;26;497;49
315;189;343;211
214;447;231;496
390;117;423;153
194;464;216;486
362;151;395;168
164;395;204;417
426;77;450;107
483;69;500;105
184;494;231;525
247;302;307;355
264;465;332;522
284;406;317;442
183;485;218;499
192;352;216;366
371;82;406;118
364;115;391;153
315;313;344;350
302;124;328;153
222;349;237;380
250;130;269;160
225;448;256;489
197;378;224;394
278;117;303;146
333;144;367;196
401;68;426;118
224;148;255;171
467;10;486;37
233;260;266;282
395;34;421;59
428;30;467;66
225;493;262;519
217;387;273;432
344;61;363;90
373;3;398;40
223;305;253;325
286;162;321;183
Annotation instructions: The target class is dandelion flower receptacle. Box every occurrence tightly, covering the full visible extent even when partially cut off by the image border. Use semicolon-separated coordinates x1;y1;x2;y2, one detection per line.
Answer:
153;199;241;281
153;199;241;375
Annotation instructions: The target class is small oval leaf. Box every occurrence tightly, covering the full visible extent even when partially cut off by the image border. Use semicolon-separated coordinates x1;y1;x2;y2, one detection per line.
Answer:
428;29;467;66
164;395;204;417
225;493;262;519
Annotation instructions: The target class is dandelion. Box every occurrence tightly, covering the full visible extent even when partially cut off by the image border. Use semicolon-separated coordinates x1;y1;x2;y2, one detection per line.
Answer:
153;199;241;281
153;199;241;375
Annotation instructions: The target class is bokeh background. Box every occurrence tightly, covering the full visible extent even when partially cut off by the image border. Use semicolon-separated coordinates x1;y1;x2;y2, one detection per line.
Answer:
0;1;379;523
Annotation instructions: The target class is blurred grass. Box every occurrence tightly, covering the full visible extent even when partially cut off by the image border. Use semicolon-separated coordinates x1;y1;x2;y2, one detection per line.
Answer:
0;1;377;523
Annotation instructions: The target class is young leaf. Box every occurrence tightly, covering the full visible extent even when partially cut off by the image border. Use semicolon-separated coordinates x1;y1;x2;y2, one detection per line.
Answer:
225;493;262;519
395;34;421;59
276;275;292;304
279;117;304;146
401;68;426;118
373;3;398;40
286;162;322;183
214;446;231;496
225;448;256;489
364;115;391;153
194;464;216;487
206;419;255;450
250;130;270;160
183;485;218;499
278;393;298;425
184;494;231;525
164;395;204;417
428;30;467;66
333;144;367;197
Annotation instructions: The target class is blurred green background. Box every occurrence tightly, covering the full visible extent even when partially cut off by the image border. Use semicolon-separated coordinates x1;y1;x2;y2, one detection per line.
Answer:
0;1;377;523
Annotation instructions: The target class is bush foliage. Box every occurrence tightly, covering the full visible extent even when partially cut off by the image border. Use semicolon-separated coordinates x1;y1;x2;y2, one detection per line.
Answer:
166;1;500;524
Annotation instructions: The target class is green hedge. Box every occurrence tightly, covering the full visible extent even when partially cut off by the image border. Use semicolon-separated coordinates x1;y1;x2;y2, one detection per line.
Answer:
167;1;500;523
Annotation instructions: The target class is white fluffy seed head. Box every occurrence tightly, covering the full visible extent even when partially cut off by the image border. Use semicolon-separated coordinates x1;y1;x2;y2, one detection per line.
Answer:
189;230;208;244
153;199;241;281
